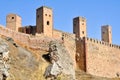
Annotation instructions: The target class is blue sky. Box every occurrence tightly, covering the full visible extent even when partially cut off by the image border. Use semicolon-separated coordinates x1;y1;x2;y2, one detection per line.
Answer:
0;0;120;45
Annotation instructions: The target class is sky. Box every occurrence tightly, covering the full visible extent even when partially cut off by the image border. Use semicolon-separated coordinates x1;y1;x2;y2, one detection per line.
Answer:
0;0;120;45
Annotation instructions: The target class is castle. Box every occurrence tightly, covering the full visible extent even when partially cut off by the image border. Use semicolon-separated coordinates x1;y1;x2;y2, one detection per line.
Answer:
0;6;120;78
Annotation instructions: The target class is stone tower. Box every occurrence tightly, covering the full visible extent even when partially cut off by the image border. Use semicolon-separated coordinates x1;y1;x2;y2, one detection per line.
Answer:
6;14;22;32
73;17;87;38
101;25;112;44
36;6;53;37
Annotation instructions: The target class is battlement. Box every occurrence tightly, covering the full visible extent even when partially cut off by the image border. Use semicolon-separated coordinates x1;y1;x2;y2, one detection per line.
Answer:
1;5;120;78
84;37;120;49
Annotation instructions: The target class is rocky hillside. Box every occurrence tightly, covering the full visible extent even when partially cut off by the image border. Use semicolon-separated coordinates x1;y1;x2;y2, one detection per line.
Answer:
0;36;119;80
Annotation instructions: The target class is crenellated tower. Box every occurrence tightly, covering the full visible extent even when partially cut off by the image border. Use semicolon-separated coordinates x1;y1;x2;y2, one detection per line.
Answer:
101;25;112;44
73;17;87;39
36;6;53;37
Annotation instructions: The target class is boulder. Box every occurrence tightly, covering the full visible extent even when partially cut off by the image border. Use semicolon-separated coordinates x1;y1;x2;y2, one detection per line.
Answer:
44;41;75;80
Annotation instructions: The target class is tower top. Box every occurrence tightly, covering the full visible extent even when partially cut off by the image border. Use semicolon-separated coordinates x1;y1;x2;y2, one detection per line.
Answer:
36;6;52;11
74;16;86;19
102;25;111;28
73;17;86;21
7;13;21;17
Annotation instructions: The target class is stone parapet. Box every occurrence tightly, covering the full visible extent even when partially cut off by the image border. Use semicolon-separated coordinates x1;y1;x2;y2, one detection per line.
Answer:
85;37;120;50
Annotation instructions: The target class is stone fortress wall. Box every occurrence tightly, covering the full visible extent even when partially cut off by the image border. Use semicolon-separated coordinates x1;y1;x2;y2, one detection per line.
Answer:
75;38;86;71
76;37;120;78
0;25;30;46
53;29;76;67
0;25;76;66
85;37;120;78
0;25;52;51
0;5;120;78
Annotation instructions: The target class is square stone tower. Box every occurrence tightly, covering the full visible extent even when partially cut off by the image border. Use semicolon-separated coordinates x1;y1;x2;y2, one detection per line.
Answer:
101;25;112;44
36;6;53;37
73;17;87;38
6;14;22;32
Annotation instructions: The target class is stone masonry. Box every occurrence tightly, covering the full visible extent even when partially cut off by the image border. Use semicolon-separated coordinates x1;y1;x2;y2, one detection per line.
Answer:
6;14;22;32
0;5;120;78
101;25;112;44
86;37;120;78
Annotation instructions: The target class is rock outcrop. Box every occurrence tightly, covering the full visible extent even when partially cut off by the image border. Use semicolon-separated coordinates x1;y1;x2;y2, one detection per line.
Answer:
44;41;75;80
0;38;10;80
0;37;119;80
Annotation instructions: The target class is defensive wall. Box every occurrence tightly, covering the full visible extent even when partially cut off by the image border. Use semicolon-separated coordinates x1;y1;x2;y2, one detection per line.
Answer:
53;29;76;67
2;5;120;78
29;37;54;51
30;29;76;67
86;37;120;78
0;25;30;46
0;25;52;51
53;29;75;39
76;38;86;71
62;31;76;68
0;25;76;67
77;37;120;78
53;29;62;39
